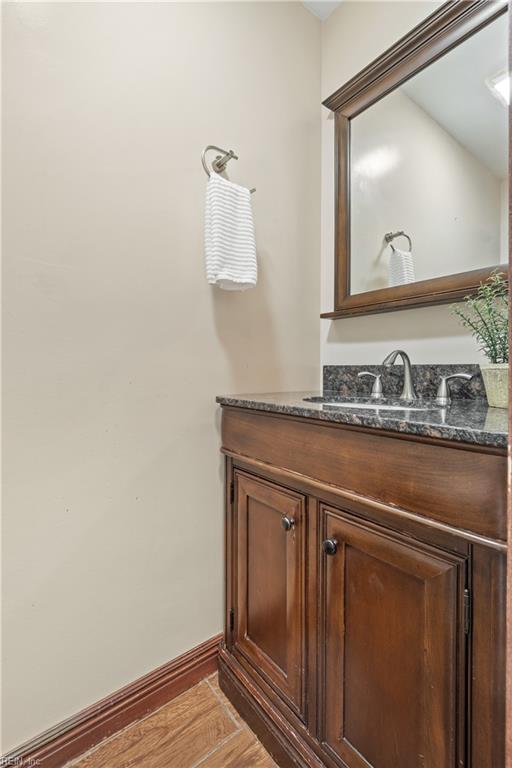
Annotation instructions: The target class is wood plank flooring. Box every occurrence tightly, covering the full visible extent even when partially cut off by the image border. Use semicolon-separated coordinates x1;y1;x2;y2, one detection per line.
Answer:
70;674;277;768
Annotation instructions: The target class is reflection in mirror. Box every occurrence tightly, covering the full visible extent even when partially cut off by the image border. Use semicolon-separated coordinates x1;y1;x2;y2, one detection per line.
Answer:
350;12;508;296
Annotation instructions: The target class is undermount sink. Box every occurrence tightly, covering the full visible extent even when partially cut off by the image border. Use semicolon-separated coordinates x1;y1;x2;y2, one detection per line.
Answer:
303;397;438;413
323;402;434;412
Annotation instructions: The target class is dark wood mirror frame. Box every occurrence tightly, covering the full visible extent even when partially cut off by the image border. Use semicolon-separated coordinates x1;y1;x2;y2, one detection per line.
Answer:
321;0;509;320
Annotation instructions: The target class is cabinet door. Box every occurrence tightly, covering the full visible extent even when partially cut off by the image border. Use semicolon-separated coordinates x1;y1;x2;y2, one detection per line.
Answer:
320;505;467;768
233;471;306;719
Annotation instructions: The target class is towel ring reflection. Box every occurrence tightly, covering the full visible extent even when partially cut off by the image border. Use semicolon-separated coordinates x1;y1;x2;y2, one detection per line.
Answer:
201;144;255;193
384;230;412;252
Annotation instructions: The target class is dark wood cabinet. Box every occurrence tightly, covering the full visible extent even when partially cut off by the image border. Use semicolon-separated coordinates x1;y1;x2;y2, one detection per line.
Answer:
320;504;467;768
232;472;306;720
219;407;506;768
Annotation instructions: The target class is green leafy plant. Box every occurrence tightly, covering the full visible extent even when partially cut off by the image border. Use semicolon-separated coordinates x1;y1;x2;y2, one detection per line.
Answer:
451;270;509;364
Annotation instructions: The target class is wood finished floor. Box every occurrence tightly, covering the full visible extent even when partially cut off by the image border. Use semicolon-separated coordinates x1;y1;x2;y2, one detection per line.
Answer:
70;674;277;768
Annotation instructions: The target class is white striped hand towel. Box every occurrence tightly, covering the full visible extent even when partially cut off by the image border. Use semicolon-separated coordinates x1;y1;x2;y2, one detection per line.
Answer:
388;247;415;287
205;174;257;290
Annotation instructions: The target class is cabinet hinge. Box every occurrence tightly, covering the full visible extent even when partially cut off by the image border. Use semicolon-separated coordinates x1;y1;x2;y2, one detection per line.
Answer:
463;588;472;635
229;608;235;633
230;482;235;505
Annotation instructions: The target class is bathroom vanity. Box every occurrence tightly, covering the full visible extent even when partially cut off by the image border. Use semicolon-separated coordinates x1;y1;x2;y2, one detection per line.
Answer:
216;369;507;768
214;0;510;760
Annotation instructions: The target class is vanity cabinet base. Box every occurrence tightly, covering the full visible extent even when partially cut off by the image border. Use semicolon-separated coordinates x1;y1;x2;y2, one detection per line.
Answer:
220;406;506;768
218;649;323;768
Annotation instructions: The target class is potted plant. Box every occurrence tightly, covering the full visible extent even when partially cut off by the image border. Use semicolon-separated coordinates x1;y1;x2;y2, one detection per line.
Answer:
452;270;508;408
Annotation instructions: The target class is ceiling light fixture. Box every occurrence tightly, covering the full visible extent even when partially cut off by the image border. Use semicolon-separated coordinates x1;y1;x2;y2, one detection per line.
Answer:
486;70;510;107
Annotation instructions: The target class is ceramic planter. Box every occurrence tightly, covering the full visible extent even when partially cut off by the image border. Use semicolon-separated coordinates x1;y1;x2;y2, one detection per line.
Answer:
480;363;509;409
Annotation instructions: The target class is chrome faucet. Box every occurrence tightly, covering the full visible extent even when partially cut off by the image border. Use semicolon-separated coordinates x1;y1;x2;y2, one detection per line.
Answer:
382;349;417;401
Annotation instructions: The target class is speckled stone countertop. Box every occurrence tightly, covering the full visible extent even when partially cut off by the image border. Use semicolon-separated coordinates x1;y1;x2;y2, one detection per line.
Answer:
216;392;508;450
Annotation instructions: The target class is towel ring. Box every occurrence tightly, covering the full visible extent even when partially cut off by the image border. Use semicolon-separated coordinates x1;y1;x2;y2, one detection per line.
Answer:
384;230;412;252
201;144;256;193
201;145;237;177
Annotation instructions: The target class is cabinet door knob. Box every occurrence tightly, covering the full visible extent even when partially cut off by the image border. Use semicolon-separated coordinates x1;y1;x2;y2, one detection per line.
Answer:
281;516;295;532
323;538;338;556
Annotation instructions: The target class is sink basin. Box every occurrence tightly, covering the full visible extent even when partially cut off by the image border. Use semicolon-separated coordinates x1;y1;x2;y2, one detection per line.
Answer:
303;396;438;413
321;402;434;412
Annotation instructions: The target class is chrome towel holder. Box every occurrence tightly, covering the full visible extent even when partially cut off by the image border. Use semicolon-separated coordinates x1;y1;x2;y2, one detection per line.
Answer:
201;144;256;193
384;230;412;252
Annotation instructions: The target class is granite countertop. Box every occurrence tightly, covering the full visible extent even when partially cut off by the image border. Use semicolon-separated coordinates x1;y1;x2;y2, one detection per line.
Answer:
216;391;508;449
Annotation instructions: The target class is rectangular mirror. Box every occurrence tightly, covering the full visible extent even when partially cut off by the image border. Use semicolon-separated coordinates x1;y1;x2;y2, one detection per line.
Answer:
322;0;509;319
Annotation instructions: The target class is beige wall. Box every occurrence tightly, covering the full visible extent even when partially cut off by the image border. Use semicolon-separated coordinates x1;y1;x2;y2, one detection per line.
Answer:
321;1;489;365
2;2;320;750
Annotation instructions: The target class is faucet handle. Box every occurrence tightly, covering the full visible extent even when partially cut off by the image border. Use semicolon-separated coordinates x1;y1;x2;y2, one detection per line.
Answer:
435;373;473;406
358;371;384;400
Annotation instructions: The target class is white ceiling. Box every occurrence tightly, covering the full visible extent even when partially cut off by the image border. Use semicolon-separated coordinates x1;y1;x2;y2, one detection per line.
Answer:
302;2;342;21
401;13;508;179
